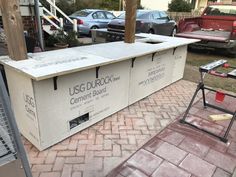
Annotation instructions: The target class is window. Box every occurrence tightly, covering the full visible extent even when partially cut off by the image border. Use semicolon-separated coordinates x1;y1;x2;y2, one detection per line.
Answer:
117;11;149;19
159;11;168;18
152;12;161;20
204;5;236;16
71;10;91;17
92;12;106;19
105;12;115;19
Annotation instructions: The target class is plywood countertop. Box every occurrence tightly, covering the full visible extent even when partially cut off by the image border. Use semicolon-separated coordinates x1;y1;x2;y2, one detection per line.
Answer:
0;34;199;81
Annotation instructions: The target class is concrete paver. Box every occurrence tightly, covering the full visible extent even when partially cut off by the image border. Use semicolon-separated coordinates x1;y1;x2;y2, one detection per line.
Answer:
154;142;187;165
205;149;236;173
179;137;210;158
180;154;216;177
107;88;236;177
152;161;191;177
213;168;231;177
23;80;199;177
126;149;162;176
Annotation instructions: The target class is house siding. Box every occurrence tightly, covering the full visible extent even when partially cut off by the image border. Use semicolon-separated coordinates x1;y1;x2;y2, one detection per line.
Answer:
141;0;172;11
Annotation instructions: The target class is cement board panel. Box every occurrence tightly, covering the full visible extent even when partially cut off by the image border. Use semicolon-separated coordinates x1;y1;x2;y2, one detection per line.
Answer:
5;69;40;148
129;49;174;105
33;60;130;150
171;46;188;82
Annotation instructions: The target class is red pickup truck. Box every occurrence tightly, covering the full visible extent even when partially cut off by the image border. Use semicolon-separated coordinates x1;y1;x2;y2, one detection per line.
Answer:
175;4;236;56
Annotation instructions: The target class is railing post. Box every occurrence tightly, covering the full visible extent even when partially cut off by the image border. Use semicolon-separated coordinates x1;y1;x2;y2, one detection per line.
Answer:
59;18;63;29
73;19;78;33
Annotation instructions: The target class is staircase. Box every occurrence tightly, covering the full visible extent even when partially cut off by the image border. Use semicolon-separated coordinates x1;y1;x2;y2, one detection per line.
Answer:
41;0;77;35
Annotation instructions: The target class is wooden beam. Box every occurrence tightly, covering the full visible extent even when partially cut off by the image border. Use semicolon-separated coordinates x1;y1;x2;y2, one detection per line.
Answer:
124;0;137;43
0;0;27;60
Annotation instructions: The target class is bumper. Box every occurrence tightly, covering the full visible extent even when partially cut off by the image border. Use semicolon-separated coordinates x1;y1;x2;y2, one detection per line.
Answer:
189;40;236;50
64;24;90;35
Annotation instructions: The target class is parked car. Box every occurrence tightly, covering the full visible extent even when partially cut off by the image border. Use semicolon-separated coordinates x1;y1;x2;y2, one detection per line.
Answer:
107;10;177;36
64;9;116;35
175;4;236;56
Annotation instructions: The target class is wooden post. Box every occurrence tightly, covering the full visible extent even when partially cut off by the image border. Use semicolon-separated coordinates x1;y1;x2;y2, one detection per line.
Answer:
0;0;28;60
124;0;137;43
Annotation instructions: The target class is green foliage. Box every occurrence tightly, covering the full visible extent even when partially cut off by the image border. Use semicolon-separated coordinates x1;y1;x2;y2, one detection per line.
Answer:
45;29;80;47
54;0;120;14
168;0;192;12
65;31;80;47
99;0;120;10
56;0;76;16
40;0;50;10
45;34;59;47
74;0;101;10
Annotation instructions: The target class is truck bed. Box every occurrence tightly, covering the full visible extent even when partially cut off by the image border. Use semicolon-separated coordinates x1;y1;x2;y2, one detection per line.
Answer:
175;30;231;42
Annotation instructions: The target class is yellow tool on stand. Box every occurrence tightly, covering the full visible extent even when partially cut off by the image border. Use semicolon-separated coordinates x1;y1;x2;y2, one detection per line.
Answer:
209;114;233;121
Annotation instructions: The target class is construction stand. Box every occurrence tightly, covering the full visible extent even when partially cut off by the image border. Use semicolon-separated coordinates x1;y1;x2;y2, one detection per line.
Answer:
180;59;236;143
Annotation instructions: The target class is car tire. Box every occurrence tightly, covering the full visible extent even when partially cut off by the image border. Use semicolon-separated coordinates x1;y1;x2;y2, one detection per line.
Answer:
148;29;155;34
226;47;236;58
171;27;177;37
91;26;99;30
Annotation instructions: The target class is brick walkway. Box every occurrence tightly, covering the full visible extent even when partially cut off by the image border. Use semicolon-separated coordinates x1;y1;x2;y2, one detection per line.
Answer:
23;80;200;177
107;91;236;177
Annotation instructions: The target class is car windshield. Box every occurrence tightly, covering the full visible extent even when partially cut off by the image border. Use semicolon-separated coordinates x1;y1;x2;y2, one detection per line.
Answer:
117;11;148;19
204;5;236;16
71;10;92;17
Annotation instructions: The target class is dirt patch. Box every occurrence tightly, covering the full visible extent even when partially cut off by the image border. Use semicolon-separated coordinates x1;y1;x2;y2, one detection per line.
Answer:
184;51;236;92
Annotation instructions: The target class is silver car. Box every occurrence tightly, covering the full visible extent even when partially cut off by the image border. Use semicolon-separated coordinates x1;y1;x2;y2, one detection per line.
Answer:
65;9;115;35
108;10;177;36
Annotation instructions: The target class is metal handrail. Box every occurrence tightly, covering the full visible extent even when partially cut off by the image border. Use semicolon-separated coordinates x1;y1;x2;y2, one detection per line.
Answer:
42;14;60;30
43;7;60;23
44;0;74;24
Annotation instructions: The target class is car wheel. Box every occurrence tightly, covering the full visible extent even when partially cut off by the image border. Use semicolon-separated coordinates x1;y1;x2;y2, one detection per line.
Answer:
89;26;99;36
226;47;236;58
91;26;99;30
148;29;155;34
171;27;177;37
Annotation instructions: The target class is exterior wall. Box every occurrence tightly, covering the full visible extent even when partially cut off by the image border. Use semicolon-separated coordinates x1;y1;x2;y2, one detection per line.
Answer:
0;0;43;38
198;0;208;10
0;17;36;39
141;0;195;11
222;0;233;3
141;0;172;11
20;0;34;5
22;16;36;38
195;0;235;11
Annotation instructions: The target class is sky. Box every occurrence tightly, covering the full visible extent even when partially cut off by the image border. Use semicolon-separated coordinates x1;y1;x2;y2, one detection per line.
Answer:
141;0;172;10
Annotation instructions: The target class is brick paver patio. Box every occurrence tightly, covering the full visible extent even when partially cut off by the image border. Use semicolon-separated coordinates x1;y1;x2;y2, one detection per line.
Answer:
107;88;236;177
23;80;205;177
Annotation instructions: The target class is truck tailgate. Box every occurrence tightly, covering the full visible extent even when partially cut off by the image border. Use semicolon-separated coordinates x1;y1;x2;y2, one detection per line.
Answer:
175;30;231;42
